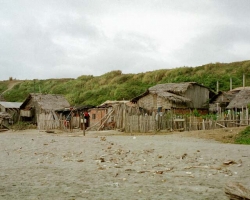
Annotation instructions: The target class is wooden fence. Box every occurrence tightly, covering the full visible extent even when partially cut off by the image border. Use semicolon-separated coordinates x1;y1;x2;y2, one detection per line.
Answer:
37;112;81;132
37;106;250;133
124;110;250;133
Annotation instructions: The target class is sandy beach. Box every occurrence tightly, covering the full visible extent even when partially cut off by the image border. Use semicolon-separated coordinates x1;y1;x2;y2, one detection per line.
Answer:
0;128;249;200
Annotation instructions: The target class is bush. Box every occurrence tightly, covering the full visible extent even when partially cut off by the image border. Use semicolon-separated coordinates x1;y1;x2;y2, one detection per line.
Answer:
11;122;36;131
235;126;250;144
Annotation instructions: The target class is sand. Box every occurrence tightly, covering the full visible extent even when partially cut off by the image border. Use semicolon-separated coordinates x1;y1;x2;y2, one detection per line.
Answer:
0;128;249;200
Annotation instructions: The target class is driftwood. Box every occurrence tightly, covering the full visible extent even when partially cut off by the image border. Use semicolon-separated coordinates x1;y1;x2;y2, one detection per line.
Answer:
184;165;222;170
216;122;226;128
0;129;9;132
46;130;55;134
225;182;250;200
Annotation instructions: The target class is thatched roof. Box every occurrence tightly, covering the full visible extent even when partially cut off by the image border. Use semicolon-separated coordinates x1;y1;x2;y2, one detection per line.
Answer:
227;89;250;109
20;93;70;111
99;100;129;107
131;82;205;103
210;90;240;104
157;91;191;103
149;82;206;95
232;86;250;91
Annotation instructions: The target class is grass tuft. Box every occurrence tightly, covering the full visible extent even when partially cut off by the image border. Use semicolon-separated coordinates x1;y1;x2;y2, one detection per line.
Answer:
235;126;250;144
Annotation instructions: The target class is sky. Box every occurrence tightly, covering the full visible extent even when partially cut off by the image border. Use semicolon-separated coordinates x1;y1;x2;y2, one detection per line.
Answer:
1;0;250;80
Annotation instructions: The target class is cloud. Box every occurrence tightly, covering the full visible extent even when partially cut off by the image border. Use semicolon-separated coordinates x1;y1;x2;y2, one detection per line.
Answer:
0;0;250;80
173;22;250;67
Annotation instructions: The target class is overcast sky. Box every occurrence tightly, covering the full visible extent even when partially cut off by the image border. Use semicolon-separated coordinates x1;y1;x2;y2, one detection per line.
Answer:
1;0;250;80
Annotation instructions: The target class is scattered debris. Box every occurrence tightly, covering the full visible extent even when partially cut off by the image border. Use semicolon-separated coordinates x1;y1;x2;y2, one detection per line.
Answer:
225;182;250;200
181;153;187;159
223;160;237;165
46;130;55;134
100;136;106;141
184;165;222;170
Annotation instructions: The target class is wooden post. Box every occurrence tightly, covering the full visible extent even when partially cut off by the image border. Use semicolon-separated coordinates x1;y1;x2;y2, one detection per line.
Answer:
230;77;232;90
202;119;205;130
82;113;85;136
216;81;219;93
83;121;85;136
246;106;249;125
243;74;245;88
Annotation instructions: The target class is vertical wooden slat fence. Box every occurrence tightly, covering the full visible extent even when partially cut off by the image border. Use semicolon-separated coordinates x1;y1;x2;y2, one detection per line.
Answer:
123;109;250;133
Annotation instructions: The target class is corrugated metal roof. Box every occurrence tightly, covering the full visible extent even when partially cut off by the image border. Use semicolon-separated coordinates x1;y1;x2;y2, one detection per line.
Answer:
0;101;22;108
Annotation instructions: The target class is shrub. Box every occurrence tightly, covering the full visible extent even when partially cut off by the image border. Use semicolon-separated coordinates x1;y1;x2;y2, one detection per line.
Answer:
235;126;250;144
11;122;37;130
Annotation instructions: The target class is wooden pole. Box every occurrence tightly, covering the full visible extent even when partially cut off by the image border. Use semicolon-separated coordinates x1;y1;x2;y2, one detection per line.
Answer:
243;74;245;88
230;77;232;90
216;81;219;93
83;114;85;136
82;119;85;136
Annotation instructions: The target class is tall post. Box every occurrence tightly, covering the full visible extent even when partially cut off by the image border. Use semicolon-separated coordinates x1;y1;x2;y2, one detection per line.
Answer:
82;114;85;136
216;81;219;93
243;74;245;88
230;77;232;91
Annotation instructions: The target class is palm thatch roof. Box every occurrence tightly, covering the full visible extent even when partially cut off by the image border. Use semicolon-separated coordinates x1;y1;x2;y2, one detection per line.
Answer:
99;100;130;107
227;89;250;109
210;90;240;104
131;82;205;103
149;82;206;95
157;91;191;103
20;93;70;111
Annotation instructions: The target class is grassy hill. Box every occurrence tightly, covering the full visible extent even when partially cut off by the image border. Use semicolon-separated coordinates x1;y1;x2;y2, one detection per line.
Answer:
1;60;250;105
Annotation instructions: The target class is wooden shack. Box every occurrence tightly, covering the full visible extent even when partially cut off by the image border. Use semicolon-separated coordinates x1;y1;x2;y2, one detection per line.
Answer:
226;88;250;125
227;88;250;110
87;100;129;131
20;93;70;130
0;101;22;128
209;90;240;113
55;105;94;130
131;82;214;115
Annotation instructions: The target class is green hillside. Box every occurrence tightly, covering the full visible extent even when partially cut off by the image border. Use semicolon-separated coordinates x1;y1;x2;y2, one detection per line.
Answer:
1;60;250;106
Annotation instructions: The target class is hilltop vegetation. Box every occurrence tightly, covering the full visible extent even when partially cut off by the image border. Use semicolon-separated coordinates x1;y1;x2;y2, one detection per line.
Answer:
1;60;250;105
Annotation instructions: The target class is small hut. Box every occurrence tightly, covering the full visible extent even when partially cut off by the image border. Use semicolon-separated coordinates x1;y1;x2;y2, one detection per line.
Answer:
0;101;22;128
209;90;240;113
20;93;70;130
226;89;250;125
131;82;214;115
87;100;130;131
227;89;250;110
55;105;94;130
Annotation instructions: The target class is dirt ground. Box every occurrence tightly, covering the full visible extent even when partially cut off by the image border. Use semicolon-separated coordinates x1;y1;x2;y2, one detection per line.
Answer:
0;127;249;200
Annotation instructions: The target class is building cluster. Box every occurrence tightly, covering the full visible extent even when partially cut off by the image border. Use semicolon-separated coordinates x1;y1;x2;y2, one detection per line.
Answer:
1;82;250;131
